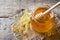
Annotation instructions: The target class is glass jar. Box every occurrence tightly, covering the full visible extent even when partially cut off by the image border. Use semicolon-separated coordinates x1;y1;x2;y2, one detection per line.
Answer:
30;4;57;37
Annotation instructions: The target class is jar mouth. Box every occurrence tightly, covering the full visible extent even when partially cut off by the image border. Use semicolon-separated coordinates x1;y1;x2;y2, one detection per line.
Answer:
31;6;55;24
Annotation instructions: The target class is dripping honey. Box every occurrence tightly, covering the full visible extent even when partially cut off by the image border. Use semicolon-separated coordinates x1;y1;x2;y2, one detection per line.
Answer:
31;7;55;33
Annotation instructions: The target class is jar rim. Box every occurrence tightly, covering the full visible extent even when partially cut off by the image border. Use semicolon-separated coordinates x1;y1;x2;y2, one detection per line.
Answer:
31;4;55;24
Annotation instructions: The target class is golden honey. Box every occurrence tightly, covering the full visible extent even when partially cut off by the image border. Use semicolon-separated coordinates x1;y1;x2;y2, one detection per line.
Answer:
31;7;56;36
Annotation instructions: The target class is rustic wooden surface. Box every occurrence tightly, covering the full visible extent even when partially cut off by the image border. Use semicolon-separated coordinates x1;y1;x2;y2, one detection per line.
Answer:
0;0;60;40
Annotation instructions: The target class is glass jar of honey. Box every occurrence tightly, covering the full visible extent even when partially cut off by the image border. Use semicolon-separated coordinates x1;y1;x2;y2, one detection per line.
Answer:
30;4;57;37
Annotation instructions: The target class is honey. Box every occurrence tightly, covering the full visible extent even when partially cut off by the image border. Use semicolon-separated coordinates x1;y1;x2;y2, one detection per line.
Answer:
31;7;55;33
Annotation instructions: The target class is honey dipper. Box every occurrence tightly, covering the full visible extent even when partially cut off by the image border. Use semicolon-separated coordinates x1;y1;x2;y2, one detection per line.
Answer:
35;1;60;20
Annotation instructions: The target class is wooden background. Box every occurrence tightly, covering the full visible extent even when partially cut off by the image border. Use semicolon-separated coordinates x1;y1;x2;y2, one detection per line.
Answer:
0;0;60;40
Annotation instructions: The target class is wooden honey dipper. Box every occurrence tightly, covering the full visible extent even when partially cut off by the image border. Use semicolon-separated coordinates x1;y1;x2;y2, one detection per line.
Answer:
35;1;60;20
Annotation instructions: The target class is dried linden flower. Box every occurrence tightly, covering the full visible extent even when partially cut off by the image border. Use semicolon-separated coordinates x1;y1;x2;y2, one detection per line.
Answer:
13;9;32;35
19;9;32;35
